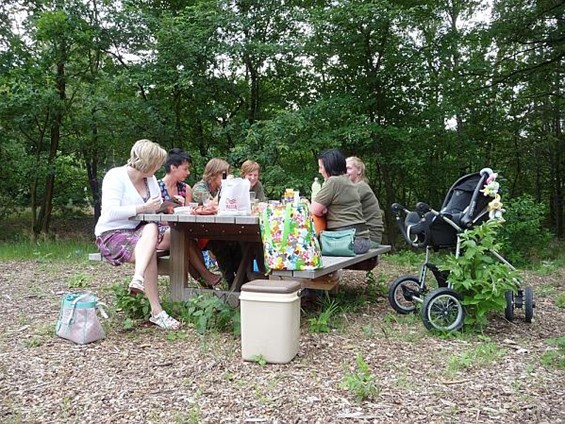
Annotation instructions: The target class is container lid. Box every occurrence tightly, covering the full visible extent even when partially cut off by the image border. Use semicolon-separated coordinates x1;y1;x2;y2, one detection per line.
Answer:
241;279;300;294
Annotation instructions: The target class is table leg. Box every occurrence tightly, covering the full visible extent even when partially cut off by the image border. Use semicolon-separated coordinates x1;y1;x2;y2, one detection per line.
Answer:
170;223;189;301
230;242;254;292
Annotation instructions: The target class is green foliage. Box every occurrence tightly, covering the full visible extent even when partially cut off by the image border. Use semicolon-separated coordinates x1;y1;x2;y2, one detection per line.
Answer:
340;354;380;402
365;271;387;302
555;293;565;309
446;342;507;376
172;294;240;336
0;239;93;261
541;337;565;370
498;195;553;266
112;283;151;321
308;299;340;333
440;221;519;328
67;272;89;289
250;355;267;366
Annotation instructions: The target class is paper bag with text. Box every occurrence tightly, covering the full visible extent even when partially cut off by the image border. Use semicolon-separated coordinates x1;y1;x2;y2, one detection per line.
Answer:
218;177;251;215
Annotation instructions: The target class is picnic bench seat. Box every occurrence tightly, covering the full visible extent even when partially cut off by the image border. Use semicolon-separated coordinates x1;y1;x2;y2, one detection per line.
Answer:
88;245;391;300
269;245;392;291
88;250;171;275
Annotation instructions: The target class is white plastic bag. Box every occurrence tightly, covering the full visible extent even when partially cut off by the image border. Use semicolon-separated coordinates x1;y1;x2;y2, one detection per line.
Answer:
218;177;251;215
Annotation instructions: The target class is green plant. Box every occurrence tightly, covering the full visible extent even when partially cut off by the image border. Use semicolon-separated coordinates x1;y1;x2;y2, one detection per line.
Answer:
555;293;565;309
112;283;151;321
308;299;340;333
340;354;380;402
251;354;267;366
440;220;520;328
365;271;387;302
446;343;506;376
67;272;89;289
497;194;553;266
541;337;565;369
173;294;240;335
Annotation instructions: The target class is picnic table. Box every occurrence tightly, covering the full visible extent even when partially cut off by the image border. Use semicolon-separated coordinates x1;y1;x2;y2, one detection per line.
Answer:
131;213;390;301
132;213;263;300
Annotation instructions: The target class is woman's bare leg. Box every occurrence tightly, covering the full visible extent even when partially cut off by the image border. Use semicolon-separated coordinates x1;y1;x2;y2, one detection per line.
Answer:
187;240;221;285
129;223;164;316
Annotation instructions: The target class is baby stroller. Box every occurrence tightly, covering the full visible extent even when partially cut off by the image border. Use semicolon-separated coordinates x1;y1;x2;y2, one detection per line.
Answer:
388;168;534;331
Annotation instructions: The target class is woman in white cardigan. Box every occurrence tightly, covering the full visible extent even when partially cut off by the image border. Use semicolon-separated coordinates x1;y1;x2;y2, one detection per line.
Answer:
94;139;180;330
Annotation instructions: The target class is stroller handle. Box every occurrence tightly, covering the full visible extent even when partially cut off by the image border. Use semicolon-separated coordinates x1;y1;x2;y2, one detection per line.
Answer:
416;202;431;214
390;202;431;248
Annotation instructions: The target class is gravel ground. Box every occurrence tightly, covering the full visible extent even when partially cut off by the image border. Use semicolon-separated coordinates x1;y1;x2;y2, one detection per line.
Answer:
1;255;564;423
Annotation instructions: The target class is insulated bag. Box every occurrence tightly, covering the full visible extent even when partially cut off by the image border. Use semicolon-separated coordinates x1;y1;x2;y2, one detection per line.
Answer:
260;202;322;271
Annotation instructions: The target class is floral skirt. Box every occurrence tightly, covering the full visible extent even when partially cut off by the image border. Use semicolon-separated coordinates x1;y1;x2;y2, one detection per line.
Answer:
95;223;167;266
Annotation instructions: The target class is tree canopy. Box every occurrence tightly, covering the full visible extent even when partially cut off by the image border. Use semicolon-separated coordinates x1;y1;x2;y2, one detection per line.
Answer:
1;0;563;242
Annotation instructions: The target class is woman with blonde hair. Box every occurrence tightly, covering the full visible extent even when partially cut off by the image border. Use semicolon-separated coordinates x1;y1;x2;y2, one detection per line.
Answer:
94;139;180;330
240;160;266;201
346;156;384;246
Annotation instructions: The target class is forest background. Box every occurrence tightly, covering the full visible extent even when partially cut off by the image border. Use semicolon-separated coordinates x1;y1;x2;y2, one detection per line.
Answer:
0;0;563;253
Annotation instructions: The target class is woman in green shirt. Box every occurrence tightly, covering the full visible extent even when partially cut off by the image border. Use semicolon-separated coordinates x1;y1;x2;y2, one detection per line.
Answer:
311;149;371;254
346;156;384;247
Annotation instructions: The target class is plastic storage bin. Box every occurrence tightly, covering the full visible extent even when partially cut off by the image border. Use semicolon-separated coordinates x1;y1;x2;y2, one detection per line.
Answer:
239;279;301;364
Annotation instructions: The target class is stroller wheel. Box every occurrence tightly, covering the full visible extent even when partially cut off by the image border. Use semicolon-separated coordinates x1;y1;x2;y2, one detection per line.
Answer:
505;290;515;321
524;286;535;323
421;288;465;332
388;275;420;314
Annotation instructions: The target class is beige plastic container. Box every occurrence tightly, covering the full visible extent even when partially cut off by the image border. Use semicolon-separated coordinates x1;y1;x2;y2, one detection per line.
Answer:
239;279;301;364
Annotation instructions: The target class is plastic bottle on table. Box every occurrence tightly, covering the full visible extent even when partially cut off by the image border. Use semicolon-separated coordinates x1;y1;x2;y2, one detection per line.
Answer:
311;177;322;203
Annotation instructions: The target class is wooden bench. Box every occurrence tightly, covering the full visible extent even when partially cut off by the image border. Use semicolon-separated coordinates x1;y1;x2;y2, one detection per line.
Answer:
269;245;391;291
88;245;391;300
88;250;171;275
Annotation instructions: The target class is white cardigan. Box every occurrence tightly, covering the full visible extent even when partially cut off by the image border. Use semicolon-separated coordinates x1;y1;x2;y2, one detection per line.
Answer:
94;166;162;236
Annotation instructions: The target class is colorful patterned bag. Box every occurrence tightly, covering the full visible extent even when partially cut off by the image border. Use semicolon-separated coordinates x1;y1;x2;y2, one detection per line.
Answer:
260;202;323;271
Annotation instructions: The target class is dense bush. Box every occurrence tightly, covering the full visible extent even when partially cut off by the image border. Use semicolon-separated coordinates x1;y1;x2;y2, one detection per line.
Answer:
498;194;553;266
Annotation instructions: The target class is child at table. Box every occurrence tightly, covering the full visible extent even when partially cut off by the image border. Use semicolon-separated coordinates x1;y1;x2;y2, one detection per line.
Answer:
240;160;266;202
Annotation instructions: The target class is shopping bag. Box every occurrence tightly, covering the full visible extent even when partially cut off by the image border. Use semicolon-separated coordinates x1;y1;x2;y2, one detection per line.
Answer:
319;228;356;257
56;292;107;344
218;177;251;215
260;202;322;271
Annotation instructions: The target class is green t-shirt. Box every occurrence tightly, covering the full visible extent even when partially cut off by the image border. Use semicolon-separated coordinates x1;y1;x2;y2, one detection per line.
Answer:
250;180;266;202
358;181;384;244
314;175;368;237
192;180;215;204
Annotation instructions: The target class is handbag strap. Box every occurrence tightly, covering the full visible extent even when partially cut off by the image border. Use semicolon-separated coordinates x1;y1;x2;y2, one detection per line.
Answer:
281;203;293;246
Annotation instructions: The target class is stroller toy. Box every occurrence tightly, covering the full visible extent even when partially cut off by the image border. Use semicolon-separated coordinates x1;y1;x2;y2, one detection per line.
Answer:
388;168;534;331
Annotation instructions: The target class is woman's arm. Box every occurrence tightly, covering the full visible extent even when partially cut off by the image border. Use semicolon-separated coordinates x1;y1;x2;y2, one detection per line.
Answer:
310;201;327;216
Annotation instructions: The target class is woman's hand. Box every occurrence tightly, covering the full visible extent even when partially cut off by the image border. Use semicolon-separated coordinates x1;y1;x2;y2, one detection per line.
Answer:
143;196;162;213
172;195;185;205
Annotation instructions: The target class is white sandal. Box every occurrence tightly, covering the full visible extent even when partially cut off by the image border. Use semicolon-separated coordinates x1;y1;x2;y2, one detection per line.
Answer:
150;311;180;330
128;276;145;294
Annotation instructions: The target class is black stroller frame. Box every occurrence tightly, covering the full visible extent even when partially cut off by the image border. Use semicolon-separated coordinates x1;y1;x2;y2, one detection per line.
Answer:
388;168;535;331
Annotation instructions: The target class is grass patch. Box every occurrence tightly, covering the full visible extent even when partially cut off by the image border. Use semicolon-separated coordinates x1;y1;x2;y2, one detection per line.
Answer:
541;337;565;369
0;240;93;261
446;342;506;377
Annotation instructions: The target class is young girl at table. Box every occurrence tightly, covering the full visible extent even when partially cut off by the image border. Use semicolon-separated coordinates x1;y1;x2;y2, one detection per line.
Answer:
94;139;180;330
158;148;222;289
311;148;371;254
240;160;266;202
